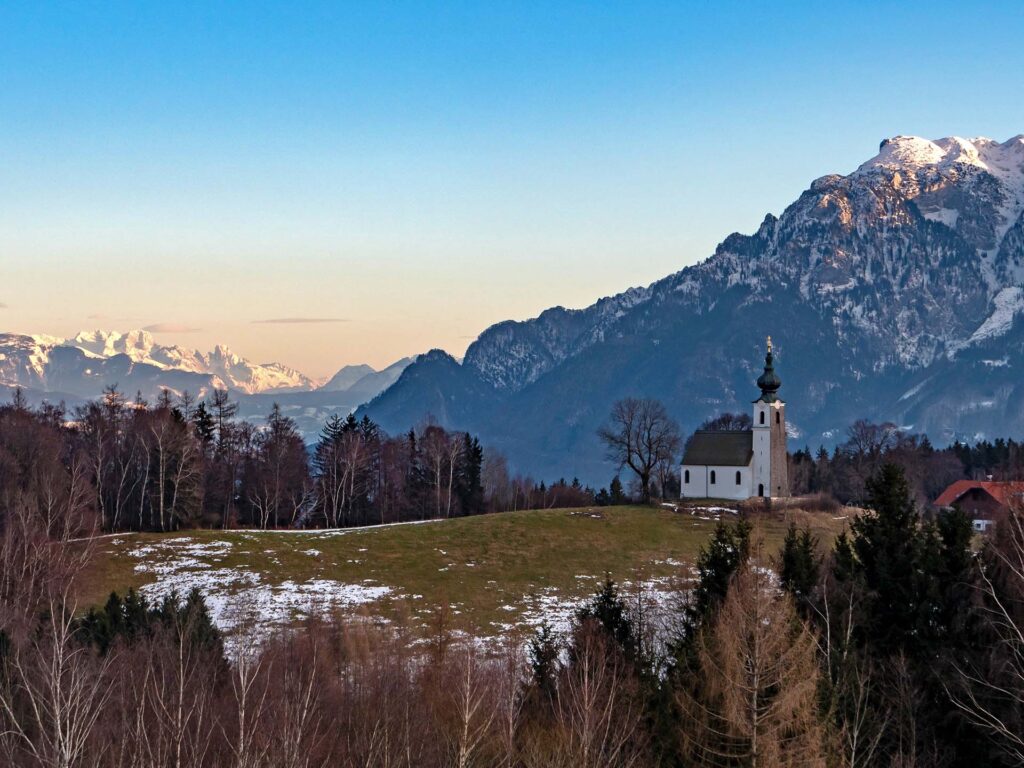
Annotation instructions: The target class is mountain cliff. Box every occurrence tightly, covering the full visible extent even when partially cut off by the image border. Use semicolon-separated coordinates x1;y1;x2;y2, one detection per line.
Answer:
360;135;1024;484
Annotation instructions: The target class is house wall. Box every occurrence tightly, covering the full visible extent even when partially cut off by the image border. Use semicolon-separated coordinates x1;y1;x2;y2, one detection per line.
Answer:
954;489;1005;520
681;464;752;500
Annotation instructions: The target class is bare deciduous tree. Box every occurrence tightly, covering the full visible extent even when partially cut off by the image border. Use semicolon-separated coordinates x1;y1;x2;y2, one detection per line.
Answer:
0;598;113;768
553;623;646;768
598;398;680;504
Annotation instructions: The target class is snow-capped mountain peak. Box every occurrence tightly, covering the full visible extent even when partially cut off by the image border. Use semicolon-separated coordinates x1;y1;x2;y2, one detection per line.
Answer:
71;329;158;361
860;134;1024;178
856;135;1024;258
0;331;317;396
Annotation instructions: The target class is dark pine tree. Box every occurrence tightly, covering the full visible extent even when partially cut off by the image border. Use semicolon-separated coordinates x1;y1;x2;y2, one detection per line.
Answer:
528;622;561;700
192;401;216;446
680;519;752;641
609;475;626;505
850;463;929;655
456;433;484;515
779;523;821;602
576;576;636;663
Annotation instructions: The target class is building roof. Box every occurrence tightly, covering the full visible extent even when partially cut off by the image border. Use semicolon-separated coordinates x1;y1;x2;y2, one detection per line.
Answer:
933;480;1024;508
681;430;753;467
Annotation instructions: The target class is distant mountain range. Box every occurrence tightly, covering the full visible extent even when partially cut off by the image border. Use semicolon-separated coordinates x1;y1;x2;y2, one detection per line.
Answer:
0;329;413;438
358;134;1024;484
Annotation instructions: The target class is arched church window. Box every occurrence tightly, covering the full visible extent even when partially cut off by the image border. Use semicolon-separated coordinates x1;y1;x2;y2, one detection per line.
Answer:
684;470;690;484
710;470;716;485
735;471;741;485
758;483;765;497
776;411;780;424
759;411;765;425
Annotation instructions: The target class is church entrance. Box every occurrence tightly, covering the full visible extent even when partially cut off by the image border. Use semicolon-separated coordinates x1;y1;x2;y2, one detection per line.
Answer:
758;483;765;497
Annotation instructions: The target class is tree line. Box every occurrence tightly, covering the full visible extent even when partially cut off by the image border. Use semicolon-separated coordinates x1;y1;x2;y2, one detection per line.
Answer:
1;462;1023;766
0;387;608;536
788;418;1024;507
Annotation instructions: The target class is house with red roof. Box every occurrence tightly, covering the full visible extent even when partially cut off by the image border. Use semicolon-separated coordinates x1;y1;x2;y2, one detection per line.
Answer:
933;480;1024;532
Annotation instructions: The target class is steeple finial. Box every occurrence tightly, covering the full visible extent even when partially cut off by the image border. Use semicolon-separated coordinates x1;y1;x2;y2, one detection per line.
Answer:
756;336;782;403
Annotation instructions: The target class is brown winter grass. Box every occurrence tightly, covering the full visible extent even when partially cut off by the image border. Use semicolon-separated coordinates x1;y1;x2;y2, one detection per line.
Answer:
76;505;849;641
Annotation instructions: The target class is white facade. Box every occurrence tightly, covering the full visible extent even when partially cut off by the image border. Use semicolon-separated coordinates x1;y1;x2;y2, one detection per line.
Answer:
681;464;753;501
751;400;785;498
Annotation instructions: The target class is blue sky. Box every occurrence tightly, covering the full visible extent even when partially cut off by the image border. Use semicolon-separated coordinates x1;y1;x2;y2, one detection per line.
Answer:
2;1;1023;376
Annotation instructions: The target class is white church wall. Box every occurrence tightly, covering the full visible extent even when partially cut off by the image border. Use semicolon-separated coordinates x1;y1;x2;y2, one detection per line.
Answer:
681;465;707;497
681;464;752;501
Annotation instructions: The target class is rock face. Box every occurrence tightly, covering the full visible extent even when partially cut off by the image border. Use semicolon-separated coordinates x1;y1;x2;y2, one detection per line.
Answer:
360;135;1024;484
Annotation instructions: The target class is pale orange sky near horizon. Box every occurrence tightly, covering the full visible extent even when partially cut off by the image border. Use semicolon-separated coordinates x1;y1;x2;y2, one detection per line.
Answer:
4;228;710;378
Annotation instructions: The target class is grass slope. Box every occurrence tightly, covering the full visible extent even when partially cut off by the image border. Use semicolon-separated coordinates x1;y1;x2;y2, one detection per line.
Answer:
79;505;845;641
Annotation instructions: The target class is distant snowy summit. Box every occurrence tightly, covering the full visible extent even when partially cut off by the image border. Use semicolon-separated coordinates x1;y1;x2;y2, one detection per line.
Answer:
0;329;413;402
856;135;1024;254
63;329;317;393
863;135;1024;182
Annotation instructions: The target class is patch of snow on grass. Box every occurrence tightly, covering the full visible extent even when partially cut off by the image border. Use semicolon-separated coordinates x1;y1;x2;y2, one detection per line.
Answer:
129;538;393;651
518;588;585;635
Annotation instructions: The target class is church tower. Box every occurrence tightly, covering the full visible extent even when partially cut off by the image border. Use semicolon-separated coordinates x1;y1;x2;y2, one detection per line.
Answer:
751;337;789;498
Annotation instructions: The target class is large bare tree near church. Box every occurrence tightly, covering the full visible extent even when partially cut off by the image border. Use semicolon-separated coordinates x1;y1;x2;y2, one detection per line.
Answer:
598;398;680;504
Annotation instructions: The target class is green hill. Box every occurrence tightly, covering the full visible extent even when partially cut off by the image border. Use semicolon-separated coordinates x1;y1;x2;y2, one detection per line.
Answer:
79;505;844;643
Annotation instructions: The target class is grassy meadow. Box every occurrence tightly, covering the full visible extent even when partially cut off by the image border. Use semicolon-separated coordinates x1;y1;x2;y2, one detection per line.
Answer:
78;504;848;642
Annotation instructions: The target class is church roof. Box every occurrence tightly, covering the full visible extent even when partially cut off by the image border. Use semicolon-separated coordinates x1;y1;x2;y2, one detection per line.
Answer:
681;430;754;467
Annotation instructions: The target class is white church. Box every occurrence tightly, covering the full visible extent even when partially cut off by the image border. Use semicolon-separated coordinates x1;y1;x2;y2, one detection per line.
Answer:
680;338;790;501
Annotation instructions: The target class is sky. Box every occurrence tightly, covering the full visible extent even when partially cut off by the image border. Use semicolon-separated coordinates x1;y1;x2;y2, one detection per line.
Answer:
2;1;1023;379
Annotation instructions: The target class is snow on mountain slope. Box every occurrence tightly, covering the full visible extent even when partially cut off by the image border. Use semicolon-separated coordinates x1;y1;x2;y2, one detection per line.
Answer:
458;135;1024;391
857;135;1024;266
462;285;653;391
0;331;317;396
0;329;418;435
964;286;1024;346
66;331;316;393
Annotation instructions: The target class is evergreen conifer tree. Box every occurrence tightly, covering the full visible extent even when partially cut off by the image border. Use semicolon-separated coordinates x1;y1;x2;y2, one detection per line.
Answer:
779;523;821;601
528;622;561;698
576;576;636;663
609;475;626;505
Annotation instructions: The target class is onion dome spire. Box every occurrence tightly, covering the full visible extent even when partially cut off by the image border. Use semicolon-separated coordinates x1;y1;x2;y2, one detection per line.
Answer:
756;335;782;403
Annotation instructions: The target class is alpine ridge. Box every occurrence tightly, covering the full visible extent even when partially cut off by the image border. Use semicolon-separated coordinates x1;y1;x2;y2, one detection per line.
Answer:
0;331;414;439
359;135;1024;484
